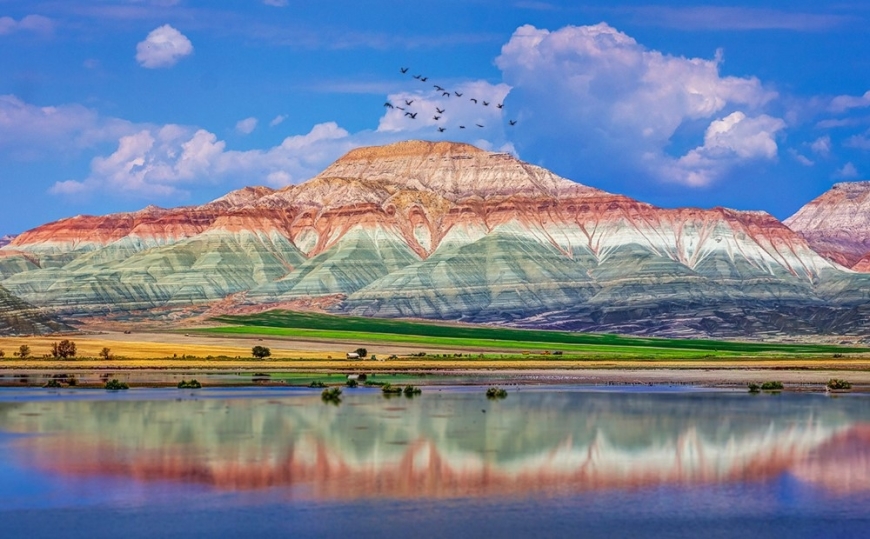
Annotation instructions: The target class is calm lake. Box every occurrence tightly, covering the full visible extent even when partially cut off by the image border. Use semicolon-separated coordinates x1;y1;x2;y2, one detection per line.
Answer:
0;385;868;538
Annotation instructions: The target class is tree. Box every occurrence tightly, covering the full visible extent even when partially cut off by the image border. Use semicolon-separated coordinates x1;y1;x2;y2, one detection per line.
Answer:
0;350;4;358
354;348;368;358
252;345;271;359
99;347;112;360
51;340;76;359
17;345;30;358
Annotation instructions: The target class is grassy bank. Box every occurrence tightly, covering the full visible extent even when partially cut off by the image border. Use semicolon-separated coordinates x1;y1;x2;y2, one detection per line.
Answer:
206;310;868;359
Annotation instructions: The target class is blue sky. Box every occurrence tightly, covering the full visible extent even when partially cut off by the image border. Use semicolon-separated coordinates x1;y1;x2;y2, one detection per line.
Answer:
1;0;869;235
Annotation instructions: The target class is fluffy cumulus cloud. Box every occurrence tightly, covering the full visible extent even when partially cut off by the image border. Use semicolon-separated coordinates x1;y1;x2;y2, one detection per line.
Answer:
0;14;53;35
495;23;783;186
667;112;785;186
269;114;287;127
235;117;258;135
135;24;193;68
50;121;363;197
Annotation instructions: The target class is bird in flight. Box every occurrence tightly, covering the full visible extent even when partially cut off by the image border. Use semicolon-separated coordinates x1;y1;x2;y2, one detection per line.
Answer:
476;123;484;128
438;127;446;132
383;102;394;109
509;120;517;126
459;125;466;129
442;92;450;97
496;103;504;109
405;99;414;106
436;107;445;114
400;67;409;73
420;76;428;82
433;115;441;120
470;98;478;104
454;91;463;97
483;101;489;106
396;106;406;111
434;85;444;92
405;112;418;119
413;74;422;79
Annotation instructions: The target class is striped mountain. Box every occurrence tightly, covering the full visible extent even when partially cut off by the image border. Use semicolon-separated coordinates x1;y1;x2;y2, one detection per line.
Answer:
2;140;869;337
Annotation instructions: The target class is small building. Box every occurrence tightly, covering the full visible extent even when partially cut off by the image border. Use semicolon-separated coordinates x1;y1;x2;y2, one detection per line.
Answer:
346;352;360;360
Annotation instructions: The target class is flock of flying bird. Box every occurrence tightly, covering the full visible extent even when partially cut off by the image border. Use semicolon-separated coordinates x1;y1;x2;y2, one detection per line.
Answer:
383;67;517;133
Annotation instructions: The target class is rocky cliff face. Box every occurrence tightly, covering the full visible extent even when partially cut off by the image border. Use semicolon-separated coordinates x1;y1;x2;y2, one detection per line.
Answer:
785;182;870;270
3;140;870;337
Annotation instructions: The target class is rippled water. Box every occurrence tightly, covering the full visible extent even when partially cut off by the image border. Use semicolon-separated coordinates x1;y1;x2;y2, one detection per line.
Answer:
0;386;868;538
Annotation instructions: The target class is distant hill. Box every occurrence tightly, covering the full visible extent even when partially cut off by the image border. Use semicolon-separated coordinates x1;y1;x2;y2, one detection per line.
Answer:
0;235;14;248
2;140;870;338
0;284;71;336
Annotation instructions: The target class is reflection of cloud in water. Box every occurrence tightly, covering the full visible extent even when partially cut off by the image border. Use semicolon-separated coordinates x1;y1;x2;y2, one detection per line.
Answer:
1;391;869;500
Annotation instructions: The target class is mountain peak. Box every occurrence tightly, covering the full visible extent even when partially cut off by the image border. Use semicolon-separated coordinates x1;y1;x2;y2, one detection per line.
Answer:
338;140;486;162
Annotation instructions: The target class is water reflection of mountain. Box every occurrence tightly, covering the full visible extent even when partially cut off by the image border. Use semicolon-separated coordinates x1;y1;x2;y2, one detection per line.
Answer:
0;390;868;499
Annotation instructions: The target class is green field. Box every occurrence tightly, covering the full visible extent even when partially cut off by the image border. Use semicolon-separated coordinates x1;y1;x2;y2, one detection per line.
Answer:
203;310;868;359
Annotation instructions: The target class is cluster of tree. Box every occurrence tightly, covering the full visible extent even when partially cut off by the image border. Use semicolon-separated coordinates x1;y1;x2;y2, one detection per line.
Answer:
50;340;77;359
252;345;271;359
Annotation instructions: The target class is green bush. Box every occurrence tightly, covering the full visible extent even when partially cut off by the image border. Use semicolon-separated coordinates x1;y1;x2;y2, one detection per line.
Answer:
105;379;129;390
321;387;342;403
177;379;202;389
309;381;327;388
827;378;852;390
381;383;403;395
403;385;421;396
747;383;760;393
346;378;358;388
486;387;508;399
43;379;63;388
252;345;271;359
761;381;784;391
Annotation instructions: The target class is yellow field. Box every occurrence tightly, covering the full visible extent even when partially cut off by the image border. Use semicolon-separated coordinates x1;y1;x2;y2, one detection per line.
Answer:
3;333;870;375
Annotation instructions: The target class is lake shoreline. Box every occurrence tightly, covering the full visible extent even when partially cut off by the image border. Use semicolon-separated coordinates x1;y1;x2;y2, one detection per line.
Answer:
2;366;869;391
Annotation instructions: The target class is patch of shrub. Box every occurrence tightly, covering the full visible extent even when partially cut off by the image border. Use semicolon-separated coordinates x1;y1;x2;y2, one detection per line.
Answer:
346;378;358;388
747;383;760;393
177;379;202;389
486;387;508;399
761;381;784;391
827;378;852;390
403;385;421;397
364;380;386;387
43;379;63;388
381;383;403;395
105;379;129;390
50;339;77;359
309;381;327;388
321;387;342;404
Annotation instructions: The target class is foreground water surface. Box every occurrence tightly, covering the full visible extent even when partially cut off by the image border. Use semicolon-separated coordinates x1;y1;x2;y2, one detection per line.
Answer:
0;386;868;538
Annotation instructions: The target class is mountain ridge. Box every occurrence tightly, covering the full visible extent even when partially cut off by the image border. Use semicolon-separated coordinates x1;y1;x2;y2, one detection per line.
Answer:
2;140;869;338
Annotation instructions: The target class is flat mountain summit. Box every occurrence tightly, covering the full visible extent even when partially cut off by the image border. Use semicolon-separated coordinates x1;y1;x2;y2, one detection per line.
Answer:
2;140;870;338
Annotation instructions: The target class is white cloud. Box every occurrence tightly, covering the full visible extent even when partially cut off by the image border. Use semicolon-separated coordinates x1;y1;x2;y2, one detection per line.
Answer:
235;117;258;135
495;23;782;186
829;91;870;113
810;135;832;156
0;94;135;159
135;24;193;68
845;130;870;151
836;162;859;179
0;15;53;36
789;149;814;167
269;114;287;127
50;122;364;198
